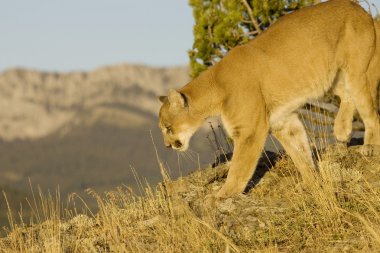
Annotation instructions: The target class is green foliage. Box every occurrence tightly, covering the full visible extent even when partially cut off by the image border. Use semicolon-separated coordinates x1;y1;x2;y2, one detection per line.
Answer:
188;0;317;77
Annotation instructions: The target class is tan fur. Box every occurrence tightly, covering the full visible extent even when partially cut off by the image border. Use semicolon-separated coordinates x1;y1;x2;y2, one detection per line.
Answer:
334;21;380;156
158;0;380;198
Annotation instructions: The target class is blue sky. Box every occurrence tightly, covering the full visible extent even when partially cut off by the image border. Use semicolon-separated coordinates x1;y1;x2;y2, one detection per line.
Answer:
0;0;194;72
0;0;380;72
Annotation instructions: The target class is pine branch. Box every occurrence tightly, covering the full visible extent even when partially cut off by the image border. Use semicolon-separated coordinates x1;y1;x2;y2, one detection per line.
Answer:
241;0;262;34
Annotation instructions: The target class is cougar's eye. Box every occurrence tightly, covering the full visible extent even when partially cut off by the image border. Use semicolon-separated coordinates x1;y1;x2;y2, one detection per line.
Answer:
166;126;173;134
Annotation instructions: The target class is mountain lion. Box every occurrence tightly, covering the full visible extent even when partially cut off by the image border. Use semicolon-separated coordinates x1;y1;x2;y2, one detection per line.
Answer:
158;0;380;198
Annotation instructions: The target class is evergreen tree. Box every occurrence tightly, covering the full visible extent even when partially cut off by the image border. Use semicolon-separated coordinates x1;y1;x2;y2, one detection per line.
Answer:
188;0;320;77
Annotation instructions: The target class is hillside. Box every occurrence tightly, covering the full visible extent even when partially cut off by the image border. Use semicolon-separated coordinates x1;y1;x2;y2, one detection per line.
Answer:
1;145;380;252
0;64;216;228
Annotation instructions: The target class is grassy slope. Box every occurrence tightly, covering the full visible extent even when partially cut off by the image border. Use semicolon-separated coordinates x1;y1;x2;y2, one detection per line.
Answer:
0;144;379;252
0;121;213;228
0;186;31;234
0;122;208;195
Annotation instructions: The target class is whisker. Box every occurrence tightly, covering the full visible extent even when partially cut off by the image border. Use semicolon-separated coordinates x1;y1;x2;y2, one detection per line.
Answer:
178;151;186;160
180;150;195;163
187;148;198;155
183;151;195;163
186;148;199;158
178;151;191;163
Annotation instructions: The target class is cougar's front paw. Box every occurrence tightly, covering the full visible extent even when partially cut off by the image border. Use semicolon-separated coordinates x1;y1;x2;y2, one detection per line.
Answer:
204;193;217;208
215;187;231;199
334;141;348;154
215;183;244;199
361;144;380;157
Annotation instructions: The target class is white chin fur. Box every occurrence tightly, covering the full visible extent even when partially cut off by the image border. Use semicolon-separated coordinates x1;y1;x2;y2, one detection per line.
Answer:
176;131;194;151
177;144;189;152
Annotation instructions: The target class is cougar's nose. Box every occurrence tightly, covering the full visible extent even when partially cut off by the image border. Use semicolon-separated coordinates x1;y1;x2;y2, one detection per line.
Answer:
174;140;183;148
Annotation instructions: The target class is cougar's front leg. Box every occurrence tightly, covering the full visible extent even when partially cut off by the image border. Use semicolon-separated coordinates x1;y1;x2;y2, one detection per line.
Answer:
216;116;269;199
271;113;316;183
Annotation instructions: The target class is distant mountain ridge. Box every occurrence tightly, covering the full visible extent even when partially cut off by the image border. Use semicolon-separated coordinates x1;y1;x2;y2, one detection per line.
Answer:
0;64;215;226
0;64;189;141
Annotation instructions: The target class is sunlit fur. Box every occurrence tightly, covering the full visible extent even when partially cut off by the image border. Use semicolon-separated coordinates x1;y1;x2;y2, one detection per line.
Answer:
334;20;380;156
158;93;204;152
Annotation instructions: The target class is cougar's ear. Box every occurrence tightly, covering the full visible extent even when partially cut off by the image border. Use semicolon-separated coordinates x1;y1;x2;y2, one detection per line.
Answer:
157;96;167;104
168;89;188;108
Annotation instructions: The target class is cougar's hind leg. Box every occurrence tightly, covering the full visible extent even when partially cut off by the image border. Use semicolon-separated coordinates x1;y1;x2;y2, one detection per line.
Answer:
345;72;380;156
333;81;356;144
342;17;380;155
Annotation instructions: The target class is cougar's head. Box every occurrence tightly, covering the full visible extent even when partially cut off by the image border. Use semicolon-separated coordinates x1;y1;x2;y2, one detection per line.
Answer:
158;89;201;151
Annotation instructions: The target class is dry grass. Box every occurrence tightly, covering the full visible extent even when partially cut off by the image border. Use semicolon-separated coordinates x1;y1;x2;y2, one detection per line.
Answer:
0;144;379;252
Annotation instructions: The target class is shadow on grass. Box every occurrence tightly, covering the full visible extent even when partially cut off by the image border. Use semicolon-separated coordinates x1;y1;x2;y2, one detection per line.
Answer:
212;137;365;194
212;150;282;193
